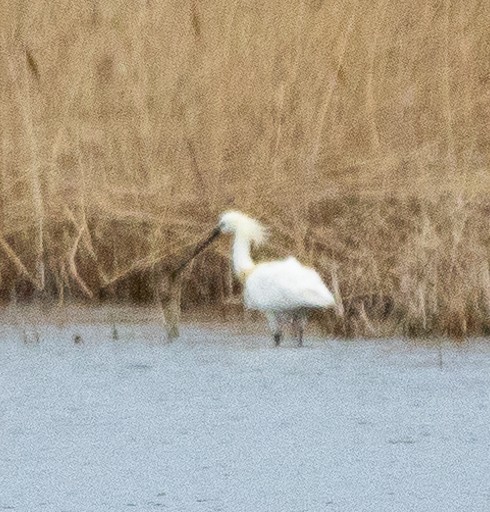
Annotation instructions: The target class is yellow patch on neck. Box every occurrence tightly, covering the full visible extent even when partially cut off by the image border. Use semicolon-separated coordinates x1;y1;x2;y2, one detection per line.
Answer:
237;267;254;284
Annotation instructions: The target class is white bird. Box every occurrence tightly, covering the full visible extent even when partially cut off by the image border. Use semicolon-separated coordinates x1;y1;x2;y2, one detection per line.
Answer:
212;210;336;346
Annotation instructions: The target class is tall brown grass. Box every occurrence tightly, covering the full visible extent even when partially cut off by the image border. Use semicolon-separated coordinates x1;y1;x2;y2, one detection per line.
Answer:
1;0;489;337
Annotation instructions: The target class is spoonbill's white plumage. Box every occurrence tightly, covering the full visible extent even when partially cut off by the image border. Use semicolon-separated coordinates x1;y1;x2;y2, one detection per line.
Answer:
218;210;336;346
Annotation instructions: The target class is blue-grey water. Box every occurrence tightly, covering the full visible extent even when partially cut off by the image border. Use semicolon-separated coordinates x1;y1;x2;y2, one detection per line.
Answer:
1;322;489;512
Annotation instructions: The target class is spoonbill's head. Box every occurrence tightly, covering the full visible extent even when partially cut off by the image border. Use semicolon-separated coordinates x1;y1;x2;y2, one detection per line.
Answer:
218;210;267;245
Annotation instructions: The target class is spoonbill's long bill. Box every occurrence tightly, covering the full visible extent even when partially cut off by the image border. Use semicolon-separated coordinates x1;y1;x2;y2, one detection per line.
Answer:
208;210;336;346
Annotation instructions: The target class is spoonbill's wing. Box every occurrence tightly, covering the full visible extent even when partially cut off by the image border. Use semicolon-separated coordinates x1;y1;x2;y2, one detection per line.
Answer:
244;257;335;311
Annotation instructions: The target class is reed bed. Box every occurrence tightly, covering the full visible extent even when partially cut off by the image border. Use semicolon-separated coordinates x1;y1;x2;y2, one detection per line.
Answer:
1;0;489;337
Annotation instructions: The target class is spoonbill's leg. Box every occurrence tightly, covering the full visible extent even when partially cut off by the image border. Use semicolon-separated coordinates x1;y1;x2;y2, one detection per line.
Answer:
297;321;304;347
266;312;282;347
293;312;307;347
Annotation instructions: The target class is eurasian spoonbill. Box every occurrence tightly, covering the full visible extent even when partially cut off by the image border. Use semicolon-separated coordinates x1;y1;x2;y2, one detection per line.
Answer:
209;211;336;346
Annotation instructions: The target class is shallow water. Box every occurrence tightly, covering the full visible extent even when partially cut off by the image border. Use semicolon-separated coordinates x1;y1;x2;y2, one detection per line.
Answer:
0;323;489;512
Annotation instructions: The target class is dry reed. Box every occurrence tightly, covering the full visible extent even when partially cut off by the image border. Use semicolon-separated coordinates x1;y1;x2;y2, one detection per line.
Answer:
1;0;490;337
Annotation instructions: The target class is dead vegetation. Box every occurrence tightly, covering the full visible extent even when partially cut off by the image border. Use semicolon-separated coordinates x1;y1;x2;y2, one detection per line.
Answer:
1;0;490;337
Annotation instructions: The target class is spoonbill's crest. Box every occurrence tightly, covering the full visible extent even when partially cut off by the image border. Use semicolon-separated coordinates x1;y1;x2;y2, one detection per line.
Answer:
219;211;267;246
218;210;336;347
